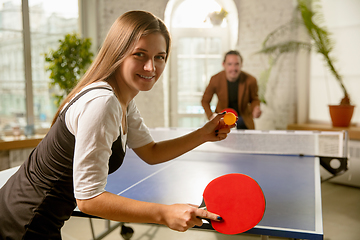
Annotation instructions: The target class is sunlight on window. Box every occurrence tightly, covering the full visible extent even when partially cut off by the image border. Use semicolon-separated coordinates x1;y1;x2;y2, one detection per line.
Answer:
0;0;78;135
172;0;227;28
29;0;78;18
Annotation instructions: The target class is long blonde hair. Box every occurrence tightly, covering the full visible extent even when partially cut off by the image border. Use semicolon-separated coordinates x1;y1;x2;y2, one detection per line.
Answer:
51;10;171;125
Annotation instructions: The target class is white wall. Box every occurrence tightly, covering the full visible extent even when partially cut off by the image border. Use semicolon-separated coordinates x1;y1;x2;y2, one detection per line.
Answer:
309;0;360;124
236;0;298;129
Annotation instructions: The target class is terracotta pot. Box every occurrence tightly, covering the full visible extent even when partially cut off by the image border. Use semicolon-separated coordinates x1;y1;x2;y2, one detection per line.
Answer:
328;105;355;127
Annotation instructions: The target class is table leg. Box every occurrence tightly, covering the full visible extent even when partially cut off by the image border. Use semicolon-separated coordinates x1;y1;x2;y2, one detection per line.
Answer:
88;218;122;240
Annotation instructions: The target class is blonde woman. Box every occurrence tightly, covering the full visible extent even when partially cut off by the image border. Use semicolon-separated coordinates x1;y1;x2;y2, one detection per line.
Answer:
0;11;233;239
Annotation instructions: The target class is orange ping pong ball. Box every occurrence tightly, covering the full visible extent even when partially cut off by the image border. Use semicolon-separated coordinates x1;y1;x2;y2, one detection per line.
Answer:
223;112;237;125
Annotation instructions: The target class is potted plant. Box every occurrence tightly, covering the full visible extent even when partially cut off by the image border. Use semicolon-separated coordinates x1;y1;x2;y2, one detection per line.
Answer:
44;33;93;107
257;0;354;127
206;8;228;26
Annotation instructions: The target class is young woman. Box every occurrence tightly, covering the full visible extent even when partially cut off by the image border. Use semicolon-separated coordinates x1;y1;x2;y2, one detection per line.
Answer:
0;11;233;239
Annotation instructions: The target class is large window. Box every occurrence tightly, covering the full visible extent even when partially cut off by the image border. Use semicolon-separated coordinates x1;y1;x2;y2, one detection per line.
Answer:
169;0;231;128
0;0;78;137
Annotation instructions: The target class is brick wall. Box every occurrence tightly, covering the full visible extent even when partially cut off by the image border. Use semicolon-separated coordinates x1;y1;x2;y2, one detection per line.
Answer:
237;0;298;129
96;0;299;129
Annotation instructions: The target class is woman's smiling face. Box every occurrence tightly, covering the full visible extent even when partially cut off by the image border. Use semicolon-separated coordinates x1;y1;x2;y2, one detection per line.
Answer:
118;33;167;93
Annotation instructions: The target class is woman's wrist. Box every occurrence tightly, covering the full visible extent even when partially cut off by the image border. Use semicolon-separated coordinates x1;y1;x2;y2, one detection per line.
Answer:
155;204;170;225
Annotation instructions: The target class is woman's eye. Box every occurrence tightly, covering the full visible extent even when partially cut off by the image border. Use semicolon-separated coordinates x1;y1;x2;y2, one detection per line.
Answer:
156;55;165;60
134;52;144;57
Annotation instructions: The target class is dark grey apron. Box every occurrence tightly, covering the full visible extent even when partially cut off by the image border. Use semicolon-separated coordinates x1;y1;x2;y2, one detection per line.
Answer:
0;87;125;239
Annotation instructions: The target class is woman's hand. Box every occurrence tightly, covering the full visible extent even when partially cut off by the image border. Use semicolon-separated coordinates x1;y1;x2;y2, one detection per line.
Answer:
200;112;235;142
161;204;222;232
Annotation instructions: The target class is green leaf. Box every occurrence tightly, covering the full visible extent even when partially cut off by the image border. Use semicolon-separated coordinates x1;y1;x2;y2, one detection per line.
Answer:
44;33;94;107
256;0;348;104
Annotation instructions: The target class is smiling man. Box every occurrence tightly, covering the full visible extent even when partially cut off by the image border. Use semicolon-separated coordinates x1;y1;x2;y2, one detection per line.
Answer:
201;50;261;129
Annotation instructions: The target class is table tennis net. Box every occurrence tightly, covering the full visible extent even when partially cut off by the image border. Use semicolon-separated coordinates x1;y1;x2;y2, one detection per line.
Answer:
149;128;348;158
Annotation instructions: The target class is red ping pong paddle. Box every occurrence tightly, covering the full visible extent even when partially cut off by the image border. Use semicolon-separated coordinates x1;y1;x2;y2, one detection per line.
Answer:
221;108;238;117
200;173;266;235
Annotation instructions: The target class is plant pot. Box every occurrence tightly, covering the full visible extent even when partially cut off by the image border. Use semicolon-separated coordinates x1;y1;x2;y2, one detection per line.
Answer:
208;12;224;26
328;105;355;127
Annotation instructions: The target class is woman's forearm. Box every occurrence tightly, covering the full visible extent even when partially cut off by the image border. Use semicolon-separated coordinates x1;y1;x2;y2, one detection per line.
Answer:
134;114;230;165
77;191;165;224
76;191;221;231
138;128;208;164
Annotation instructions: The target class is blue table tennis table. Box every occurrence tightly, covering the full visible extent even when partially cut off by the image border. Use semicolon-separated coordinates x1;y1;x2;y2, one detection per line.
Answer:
104;149;323;240
2;128;348;240
83;128;334;240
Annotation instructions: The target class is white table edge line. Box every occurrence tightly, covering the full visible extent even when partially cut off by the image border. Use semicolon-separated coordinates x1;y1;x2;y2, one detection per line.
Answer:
314;157;324;234
255;225;323;234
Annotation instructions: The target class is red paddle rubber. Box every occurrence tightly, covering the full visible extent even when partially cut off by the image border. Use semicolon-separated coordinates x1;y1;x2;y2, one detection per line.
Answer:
203;173;266;234
221;108;238;117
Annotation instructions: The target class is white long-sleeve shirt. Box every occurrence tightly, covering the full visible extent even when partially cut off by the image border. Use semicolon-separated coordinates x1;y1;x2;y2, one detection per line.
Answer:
63;81;153;199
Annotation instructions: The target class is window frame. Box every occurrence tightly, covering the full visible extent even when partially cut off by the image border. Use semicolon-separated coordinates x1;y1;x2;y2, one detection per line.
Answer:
0;0;81;137
169;27;229;127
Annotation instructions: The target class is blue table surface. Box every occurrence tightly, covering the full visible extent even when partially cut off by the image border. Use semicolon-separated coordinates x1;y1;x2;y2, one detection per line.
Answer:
106;149;323;239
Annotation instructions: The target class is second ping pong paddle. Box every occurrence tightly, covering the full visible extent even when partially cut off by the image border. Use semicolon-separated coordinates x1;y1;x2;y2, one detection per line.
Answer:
222;108;238;117
199;173;266;235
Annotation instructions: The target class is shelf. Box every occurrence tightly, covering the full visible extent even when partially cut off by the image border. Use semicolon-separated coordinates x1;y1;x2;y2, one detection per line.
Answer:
287;123;360;140
0;135;44;151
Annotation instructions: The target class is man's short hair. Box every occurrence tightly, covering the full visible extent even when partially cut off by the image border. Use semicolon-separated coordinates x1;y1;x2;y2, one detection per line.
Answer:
223;50;243;63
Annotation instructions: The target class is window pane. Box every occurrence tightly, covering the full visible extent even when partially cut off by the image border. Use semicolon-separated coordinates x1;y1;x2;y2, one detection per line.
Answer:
178;116;206;128
178;58;205;93
177;37;222;114
178;38;206;55
0;1;78;136
29;0;78;130
0;1;26;136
